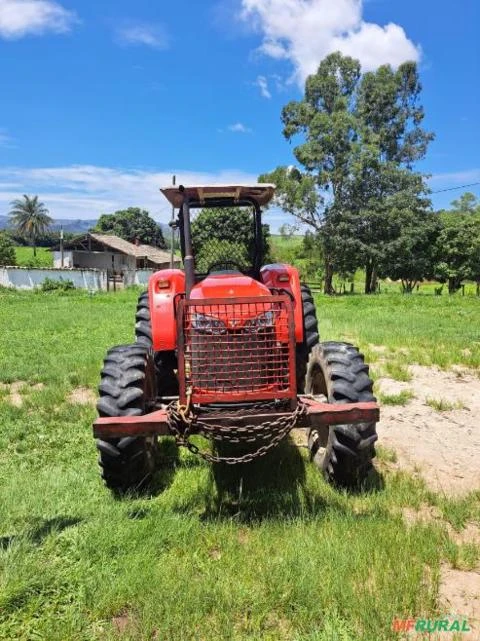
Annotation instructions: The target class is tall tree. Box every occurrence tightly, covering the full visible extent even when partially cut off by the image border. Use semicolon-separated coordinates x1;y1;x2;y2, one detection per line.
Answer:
261;54;433;294
9;195;53;257
352;61;433;292
92;208;166;248
261;52;362;293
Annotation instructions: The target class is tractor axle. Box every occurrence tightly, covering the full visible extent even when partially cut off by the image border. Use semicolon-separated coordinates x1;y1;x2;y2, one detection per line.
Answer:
93;396;379;439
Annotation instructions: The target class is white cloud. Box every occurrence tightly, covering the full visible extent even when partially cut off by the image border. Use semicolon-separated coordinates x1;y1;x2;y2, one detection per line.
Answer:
228;122;253;133
255;75;271;99
116;23;169;49
0;0;78;39
239;0;420;83
0;165;260;221
429;169;480;184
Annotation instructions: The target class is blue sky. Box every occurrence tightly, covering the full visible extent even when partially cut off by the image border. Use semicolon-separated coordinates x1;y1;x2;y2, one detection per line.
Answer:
0;0;479;228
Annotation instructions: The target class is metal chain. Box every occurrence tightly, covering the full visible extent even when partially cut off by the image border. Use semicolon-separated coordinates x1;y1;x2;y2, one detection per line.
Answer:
166;399;306;465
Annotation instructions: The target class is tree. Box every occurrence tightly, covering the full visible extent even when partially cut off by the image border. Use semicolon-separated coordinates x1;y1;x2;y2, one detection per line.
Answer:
378;209;440;292
190;207;270;270
9;195;53;257
434;213;480;294
0;232;16;266
261;52;362;293
350;61;433;292
92;208;166;248
450;192;479;215
261;53;433;294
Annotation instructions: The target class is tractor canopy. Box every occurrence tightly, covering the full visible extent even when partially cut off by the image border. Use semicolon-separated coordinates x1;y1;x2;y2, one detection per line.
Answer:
161;184;276;284
160;184;275;209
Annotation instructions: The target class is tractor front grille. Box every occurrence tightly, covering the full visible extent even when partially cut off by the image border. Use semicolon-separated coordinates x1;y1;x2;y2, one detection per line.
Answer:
177;296;296;404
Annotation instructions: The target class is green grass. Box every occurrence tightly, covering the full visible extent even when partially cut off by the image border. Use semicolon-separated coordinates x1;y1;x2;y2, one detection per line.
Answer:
14;246;53;268
0;289;479;640
378;390;414;406
425;398;466;412
317;293;480;371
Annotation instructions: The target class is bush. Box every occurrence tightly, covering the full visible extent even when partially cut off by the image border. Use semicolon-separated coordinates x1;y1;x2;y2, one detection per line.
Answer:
40;278;75;292
196;239;249;273
0;233;16;266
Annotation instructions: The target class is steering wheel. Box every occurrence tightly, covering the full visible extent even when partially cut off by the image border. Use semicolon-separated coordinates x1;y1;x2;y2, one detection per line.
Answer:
207;260;245;274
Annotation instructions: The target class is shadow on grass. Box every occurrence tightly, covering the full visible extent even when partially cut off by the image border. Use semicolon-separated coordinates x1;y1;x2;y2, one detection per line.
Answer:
0;515;82;550
198;437;385;523
141;438;180;498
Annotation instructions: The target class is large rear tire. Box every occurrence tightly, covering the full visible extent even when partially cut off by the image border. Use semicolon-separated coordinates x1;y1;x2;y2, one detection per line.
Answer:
305;342;378;489
296;284;320;393
96;344;157;494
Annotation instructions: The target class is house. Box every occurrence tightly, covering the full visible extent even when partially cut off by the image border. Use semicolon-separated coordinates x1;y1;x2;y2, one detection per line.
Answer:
52;233;180;272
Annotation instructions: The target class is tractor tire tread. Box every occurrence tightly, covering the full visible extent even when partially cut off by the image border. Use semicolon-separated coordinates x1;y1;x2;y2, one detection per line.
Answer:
96;343;157;494
306;342;378;489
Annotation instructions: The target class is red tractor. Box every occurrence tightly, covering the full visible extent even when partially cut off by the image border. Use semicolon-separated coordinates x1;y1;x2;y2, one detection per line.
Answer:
93;184;379;493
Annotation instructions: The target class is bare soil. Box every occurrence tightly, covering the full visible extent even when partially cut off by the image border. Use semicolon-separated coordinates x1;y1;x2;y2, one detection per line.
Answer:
0;381;44;407
377;365;480;496
67;387;96;406
377;365;480;636
439;566;480;641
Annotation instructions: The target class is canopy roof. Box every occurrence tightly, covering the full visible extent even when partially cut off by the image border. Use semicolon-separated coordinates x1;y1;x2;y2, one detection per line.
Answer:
160;184;276;208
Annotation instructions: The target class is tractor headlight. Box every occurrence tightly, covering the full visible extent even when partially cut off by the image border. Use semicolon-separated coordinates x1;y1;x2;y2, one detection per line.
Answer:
244;310;276;331
191;313;227;334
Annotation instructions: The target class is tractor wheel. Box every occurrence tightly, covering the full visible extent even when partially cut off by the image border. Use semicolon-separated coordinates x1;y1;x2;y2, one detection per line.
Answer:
96;344;158;494
135;290;152;346
296;284;320;393
305;342;378;489
134;290;178;398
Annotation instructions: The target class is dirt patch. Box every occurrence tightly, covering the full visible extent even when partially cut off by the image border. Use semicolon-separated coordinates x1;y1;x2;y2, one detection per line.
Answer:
0;381;44;407
439;565;480;640
402;505;443;526
401;506;480;547
451;523;480;547
377;365;480;496
68;387;96;406
368;344;388;354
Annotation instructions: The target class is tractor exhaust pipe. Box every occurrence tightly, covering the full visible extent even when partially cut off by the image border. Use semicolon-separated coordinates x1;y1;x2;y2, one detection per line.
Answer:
179;186;195;297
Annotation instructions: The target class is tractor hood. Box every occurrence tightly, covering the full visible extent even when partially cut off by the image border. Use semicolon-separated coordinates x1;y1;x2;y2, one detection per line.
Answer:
190;273;270;300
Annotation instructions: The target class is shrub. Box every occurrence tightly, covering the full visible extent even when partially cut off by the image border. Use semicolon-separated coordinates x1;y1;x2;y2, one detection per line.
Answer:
40;277;75;292
0;233;16;266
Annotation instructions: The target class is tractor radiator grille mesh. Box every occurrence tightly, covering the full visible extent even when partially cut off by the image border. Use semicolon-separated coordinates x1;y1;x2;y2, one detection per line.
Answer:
177;296;296;404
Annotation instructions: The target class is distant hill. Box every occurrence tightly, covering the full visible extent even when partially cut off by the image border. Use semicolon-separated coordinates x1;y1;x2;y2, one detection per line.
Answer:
0;216;172;238
0;216;98;234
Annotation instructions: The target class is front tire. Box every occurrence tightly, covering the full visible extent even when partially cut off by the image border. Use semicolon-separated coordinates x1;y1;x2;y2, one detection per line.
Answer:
306;342;378;488
96;344;157;494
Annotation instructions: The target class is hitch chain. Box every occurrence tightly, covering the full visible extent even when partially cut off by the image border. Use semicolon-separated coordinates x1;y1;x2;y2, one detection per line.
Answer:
166;393;307;465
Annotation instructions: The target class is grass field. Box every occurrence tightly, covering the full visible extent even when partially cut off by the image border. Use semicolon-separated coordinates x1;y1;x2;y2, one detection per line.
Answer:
14;246;53;268
0;289;479;640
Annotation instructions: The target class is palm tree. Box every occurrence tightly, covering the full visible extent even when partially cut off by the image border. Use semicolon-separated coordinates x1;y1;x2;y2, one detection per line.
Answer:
9;195;53;257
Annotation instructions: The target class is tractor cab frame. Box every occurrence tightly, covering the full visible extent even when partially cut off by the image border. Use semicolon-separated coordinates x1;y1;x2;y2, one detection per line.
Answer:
163;184;274;289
